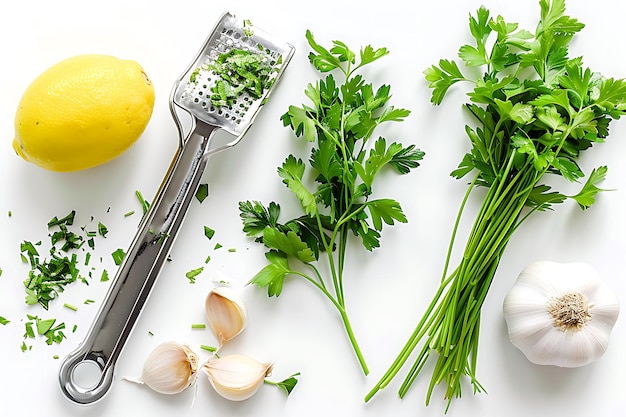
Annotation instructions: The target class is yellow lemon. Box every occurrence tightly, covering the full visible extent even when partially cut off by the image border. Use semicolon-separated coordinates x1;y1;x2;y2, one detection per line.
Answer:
12;54;155;172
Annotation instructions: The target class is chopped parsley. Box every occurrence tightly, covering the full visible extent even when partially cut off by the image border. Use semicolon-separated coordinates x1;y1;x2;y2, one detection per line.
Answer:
156;232;169;244
196;183;209;203
204;226;215;239
111;249;126;266
185;267;204;284
200;344;217;353
100;269;110;282
48;211;85;251
17;210;111;351
135;190;151;215
98;222;108;238
242;19;254;37
190;47;279;108
24;315;66;346
19;211;111;309
64;303;78;312
22;244;81;309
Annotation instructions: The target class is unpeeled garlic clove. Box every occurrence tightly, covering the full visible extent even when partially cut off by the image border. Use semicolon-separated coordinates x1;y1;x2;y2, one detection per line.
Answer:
205;286;247;346
203;354;273;401
124;341;198;395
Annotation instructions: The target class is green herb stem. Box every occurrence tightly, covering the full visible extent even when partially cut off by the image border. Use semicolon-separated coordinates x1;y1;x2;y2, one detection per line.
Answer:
366;170;531;407
295;267;369;374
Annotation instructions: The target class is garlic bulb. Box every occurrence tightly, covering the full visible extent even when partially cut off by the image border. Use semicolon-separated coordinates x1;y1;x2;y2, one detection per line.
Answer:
205;286;247;347
124;341;198;394
503;260;620;368
203;354;273;401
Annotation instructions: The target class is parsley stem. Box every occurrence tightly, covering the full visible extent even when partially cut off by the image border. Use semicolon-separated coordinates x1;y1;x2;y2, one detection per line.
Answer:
306;263;326;290
294;268;369;375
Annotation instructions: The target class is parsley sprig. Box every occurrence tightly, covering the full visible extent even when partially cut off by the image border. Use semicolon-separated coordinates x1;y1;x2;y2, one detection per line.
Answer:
367;0;626;409
239;31;423;375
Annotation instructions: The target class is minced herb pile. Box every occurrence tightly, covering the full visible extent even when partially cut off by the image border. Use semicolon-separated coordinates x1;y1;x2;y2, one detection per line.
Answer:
189;46;281;108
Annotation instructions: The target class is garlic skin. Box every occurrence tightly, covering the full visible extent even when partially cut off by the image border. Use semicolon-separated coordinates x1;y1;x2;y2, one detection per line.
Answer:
205;286;247;347
125;341;199;394
503;260;620;368
203;354;273;401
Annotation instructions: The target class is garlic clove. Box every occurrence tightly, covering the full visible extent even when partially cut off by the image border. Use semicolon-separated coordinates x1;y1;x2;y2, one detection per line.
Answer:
203;354;273;401
205;286;247;346
124;341;199;395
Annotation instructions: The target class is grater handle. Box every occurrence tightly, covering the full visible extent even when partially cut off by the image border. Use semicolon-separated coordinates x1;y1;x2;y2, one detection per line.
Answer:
59;120;218;405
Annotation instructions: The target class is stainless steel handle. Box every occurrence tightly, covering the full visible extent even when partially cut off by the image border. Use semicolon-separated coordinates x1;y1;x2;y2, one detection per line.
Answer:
59;120;218;404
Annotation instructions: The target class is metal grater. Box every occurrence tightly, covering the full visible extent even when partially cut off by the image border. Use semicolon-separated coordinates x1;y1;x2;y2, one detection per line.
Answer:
58;12;294;405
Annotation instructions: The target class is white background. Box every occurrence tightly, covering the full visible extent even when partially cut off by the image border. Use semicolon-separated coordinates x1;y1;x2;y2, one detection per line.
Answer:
1;0;625;416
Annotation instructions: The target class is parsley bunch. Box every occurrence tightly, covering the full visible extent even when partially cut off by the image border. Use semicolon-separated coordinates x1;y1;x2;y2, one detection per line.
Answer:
367;0;626;410
239;31;423;375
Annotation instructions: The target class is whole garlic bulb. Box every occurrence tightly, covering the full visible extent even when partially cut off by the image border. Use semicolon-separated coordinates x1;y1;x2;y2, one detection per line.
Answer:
205;286;247;347
124;341;199;394
203;354;273;401
503;260;620;368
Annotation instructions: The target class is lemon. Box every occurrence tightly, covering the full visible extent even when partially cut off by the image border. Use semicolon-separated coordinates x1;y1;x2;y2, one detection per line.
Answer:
12;54;155;172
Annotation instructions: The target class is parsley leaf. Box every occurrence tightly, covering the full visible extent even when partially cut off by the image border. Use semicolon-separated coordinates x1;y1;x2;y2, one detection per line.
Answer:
262;227;316;263
277;156;317;216
249;251;291;297
265;372;301;396
239;200;282;239
424;59;467;105
365;199;408;232
281;105;318;143
568;165;610;210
